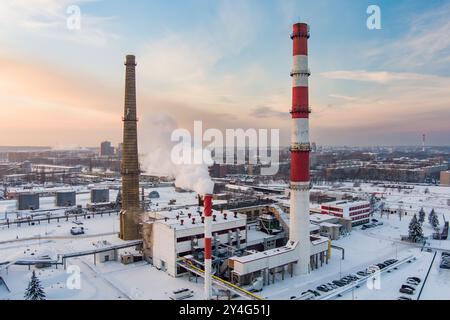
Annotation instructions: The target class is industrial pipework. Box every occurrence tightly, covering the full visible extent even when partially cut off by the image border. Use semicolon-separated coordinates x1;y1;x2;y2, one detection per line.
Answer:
290;22;311;275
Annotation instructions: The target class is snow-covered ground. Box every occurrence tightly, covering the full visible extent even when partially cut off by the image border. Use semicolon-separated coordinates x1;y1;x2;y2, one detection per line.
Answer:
259;183;450;300
1;183;449;300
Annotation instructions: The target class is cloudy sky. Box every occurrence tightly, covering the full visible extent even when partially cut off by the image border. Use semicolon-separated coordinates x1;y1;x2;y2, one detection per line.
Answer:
0;0;449;147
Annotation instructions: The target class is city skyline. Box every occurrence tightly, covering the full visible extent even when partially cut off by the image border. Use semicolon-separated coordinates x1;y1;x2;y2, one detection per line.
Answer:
0;0;449;147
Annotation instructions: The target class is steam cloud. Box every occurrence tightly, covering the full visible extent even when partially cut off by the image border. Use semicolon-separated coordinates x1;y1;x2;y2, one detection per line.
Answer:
139;114;214;195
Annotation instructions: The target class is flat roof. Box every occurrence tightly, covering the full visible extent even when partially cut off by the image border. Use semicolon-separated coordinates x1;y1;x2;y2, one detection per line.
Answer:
232;241;298;263
310;214;337;223
320;222;341;228
321;200;369;208
146;207;246;231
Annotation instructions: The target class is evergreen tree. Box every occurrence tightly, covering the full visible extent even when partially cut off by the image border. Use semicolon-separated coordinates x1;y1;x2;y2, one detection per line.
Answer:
428;209;436;224
430;211;440;229
418;208;426;224
24;271;46;301
408;214;424;243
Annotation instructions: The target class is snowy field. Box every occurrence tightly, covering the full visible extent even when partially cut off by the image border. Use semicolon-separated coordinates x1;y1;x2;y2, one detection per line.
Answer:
1;183;449;300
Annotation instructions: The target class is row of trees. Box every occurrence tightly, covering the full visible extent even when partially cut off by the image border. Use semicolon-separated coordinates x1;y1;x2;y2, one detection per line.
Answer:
408;208;440;243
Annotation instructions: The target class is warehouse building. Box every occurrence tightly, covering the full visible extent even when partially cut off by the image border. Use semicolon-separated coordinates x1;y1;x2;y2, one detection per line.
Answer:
143;208;247;277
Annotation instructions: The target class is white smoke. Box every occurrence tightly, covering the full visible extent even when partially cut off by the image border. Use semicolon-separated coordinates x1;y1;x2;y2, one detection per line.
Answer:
139;114;214;195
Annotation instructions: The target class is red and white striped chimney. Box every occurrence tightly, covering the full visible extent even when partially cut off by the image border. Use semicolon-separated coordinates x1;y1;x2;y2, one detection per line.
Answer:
203;194;213;300
290;22;311;275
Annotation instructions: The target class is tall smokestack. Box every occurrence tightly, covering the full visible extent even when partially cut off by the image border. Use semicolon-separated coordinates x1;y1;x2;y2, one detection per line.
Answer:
422;134;426;152
290;23;311;275
119;55;141;241
203;194;213;300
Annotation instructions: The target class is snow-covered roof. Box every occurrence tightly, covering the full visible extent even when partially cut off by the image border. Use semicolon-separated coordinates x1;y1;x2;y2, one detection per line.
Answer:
147;207;246;231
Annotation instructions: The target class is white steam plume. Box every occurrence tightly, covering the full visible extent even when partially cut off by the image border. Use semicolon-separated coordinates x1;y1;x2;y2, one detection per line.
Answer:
139;114;214;195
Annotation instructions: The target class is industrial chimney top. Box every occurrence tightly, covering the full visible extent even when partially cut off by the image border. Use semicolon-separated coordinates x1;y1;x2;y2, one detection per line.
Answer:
125;55;137;66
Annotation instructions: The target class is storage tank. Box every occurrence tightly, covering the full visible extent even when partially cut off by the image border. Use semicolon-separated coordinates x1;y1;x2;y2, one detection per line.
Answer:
91;189;110;203
56;191;76;207
18;193;40;210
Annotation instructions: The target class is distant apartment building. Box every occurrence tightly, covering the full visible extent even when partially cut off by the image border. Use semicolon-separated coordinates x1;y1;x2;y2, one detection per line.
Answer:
441;171;450;187
100;141;115;157
324;158;448;183
321;200;371;226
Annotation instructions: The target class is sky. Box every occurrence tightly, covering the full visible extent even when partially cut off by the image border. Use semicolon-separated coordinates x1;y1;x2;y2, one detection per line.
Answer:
0;0;449;147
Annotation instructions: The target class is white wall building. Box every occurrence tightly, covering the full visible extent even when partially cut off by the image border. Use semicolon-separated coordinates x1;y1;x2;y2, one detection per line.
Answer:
321;200;371;226
148;208;247;277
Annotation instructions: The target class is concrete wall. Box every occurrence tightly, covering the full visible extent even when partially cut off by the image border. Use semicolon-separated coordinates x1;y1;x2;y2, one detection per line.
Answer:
152;223;177;276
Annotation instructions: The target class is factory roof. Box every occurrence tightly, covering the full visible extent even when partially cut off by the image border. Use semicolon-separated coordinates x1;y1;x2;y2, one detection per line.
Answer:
319;222;342;228
232;241;298;263
146;207;246;231
321;200;370;208
310;214;338;224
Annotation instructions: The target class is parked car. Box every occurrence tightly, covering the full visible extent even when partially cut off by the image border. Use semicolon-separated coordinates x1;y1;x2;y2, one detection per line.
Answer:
407;277;421;283
384;259;397;266
401;284;416;291
357;271;368;277
308;290;321;297
70;226;85;235
406;279;419;286
317;286;329;293
398;296;412;300
327;283;338;289
399;288;414;295
333;280;345;287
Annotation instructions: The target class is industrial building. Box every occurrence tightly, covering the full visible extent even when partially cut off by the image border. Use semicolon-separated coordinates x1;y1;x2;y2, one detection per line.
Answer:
324;158;449;183
120;27;334;298
144;207;247;277
320;200;371;226
309;214;352;240
90;189;110;203
93;241;118;263
56;191;76;207
17;193;40;210
100;141;115;157
441;171;450;187
229;236;329;286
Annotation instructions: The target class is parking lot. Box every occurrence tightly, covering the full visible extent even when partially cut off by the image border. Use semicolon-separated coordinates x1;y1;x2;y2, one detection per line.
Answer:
336;252;450;300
